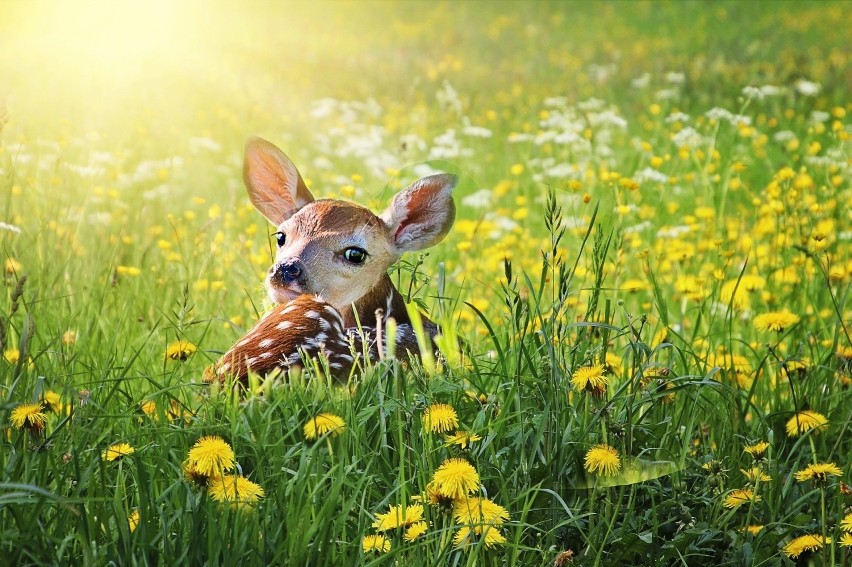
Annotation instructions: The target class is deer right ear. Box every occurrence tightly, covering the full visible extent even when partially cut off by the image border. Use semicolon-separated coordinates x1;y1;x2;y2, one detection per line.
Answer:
243;137;315;225
380;173;457;255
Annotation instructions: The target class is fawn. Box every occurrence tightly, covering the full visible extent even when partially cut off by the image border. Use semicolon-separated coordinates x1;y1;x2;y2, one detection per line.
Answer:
204;137;457;383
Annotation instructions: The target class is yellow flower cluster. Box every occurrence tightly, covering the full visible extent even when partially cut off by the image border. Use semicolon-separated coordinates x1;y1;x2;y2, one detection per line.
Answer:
183;436;263;509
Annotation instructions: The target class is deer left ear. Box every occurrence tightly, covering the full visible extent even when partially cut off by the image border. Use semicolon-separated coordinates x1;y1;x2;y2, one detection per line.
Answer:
380;173;457;254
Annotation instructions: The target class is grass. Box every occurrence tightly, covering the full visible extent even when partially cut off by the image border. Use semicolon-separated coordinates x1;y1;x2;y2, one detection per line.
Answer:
1;1;851;565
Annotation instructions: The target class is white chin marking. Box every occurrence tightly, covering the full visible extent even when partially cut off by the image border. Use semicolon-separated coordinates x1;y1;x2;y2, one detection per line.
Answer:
268;287;301;304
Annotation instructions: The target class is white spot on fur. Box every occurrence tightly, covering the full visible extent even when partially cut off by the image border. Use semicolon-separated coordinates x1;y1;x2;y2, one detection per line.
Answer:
246;357;257;367
305;310;319;319
276;321;294;330
259;338;274;348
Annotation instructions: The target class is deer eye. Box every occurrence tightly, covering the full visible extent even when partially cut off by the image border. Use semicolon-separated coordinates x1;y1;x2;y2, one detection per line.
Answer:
273;232;286;247
343;247;368;264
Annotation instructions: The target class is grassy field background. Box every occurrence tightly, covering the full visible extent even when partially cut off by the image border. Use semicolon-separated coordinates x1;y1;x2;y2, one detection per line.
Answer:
1;1;851;565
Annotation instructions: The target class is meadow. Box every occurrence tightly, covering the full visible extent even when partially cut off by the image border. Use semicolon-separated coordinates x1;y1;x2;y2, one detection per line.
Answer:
1;1;851;565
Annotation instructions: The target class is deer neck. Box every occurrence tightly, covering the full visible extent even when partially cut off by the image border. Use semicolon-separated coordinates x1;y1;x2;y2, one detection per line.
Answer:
345;274;415;329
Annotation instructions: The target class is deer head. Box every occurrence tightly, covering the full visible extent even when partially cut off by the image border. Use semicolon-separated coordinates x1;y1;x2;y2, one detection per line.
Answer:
243;136;457;327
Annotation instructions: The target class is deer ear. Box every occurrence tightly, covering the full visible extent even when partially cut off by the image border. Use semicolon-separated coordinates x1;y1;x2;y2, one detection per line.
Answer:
380;173;457;254
243;137;315;225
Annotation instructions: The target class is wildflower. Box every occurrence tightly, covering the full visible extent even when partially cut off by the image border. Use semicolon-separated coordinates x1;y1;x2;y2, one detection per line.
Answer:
723;488;761;509
208;475;264;508
372;504;424;531
186;436;235;477
5;258;22;274
840;511;852;532
571;364;607;395
453;525;506;548
744;525;763;535
841;533;852;547
782;534;831;559
140;400;157;418
62;330;78;345
752;311;799;332
444;431;481;448
785;410;828;437
404;521;428;542
431;458;480;500
3;349;21;364
116;265;141;277
9;403;46;433
584;444;621;476
42;391;62;414
128;509;140;533
303;413;346;440
362;534;391;553
741;467;772;483
423;403;459;433
165;340;197;361
453;497;509;527
102;443;135;462
621;279;646;292
744;441;769;460
794;462;842;483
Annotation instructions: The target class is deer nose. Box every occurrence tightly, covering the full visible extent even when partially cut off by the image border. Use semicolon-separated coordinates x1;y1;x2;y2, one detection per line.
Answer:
276;261;303;283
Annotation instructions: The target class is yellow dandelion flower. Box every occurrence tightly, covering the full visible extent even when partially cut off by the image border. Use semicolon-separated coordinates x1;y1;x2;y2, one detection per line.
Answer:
42;391;62;414
453;525;506;548
9;403;46;432
453;497;509;527
621;279;646;293
571;364;607;395
785;410;828;437
140;400;157;418
423;403;459;434
404;521;428;542
303;413;346;440
62;330;78;345
744;525;763;536
432;458;480;500
372;503;424;531
584;444;621;476
444;431;481;448
3;349;21;364
794;462;842;483
837;346;852;361
604;352;623;376
753;311;799;332
741;467;772;483
5;257;22;274
208;475;264;508
723;488;761;509
128;509;140;533
362;534;391;553
186;436;235;477
102;443;135;462
782;534;831;559
840;512;852;532
165;340;197;361
116;265;141;277
840;532;852;547
744;441;769;459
